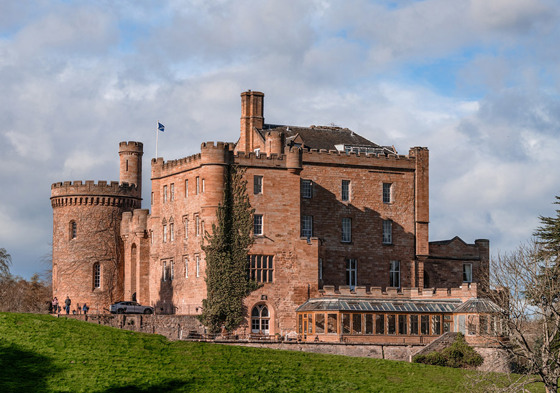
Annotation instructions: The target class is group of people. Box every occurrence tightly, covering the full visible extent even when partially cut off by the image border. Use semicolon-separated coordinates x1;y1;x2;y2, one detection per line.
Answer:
51;296;89;315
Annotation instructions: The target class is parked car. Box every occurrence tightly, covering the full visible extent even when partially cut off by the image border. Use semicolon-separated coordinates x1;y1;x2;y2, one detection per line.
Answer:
110;301;154;314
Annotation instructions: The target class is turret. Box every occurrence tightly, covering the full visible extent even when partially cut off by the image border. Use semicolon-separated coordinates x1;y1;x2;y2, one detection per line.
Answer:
119;141;143;200
239;91;264;153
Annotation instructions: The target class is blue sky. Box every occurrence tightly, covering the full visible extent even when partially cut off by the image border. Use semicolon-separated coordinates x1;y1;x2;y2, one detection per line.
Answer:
1;0;560;278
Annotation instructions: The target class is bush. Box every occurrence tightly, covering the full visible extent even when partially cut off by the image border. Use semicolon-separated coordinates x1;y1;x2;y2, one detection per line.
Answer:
413;333;484;369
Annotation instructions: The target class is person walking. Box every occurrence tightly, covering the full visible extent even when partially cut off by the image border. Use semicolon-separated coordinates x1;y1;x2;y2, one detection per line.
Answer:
64;296;71;315
82;303;88;315
52;297;58;314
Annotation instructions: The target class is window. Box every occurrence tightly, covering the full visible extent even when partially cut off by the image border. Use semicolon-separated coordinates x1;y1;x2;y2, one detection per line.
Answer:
388;315;396;334
375;314;385;334
398;315;407;335
184;218;188;239
383;183;392;203
342;314;351;334
248;255;274;283
254;175;263;194
346;259;357;289
170;183;174;201
315;313;325;334
383;219;392;244
170;260;174;281
93;263;100;288
185;179;188;198
70;221;77;240
184;257;189;278
389;260;400;288
163;185;167;203
433;315;441;335
196;255;200;277
365;314;374;334
151;192;154;205
170;223;174;242
319;258;323;280
195;215;200;236
328;314;337;333
162;261;167;281
150;230;153;244
301;215;313;238
463;263;473;283
421;315;430;335
254;148;261;157
410;315;419;335
202;178;205;193
201;221;205;237
163;224;167;243
301;180;313;198
251;304;269;334
196;177;199;194
341;180;350;201
254;214;263;236
342;218;352;242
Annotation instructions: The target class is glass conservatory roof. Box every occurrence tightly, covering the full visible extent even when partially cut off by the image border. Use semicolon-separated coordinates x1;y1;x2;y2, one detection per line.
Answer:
296;298;463;313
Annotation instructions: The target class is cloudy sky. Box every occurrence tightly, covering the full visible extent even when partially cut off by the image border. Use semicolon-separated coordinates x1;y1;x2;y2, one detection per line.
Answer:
1;0;560;278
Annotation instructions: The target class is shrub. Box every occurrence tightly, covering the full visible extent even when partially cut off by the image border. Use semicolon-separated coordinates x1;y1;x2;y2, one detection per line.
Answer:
413;333;484;369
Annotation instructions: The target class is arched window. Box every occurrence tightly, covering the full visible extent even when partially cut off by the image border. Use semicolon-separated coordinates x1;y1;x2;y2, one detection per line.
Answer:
93;263;101;289
70;221;77;240
251;304;270;334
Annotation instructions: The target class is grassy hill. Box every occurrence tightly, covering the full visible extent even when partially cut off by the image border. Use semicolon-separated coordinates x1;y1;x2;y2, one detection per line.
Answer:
0;313;542;392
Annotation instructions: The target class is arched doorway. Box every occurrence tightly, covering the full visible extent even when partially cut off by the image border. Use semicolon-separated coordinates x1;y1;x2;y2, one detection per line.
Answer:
251;304;270;334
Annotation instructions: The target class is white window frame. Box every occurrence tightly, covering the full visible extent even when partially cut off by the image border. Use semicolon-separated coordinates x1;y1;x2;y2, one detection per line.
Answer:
342;217;352;243
463;263;473;283
301;215;313;238
196;215;200;237
390;260;400;288
202;178;205;193
93;263;101;288
254;214;263;236
254;148;260;157
301;179;313;199
383;219;392;245
341;180;350;202
346;259;357;289
170;222;174;242
196;255;200;277
383;183;392;204
254;175;263;195
163;224;167;243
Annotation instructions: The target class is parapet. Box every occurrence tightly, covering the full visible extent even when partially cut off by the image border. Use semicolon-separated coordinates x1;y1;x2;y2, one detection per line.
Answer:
318;283;478;301
119;141;144;153
50;180;140;209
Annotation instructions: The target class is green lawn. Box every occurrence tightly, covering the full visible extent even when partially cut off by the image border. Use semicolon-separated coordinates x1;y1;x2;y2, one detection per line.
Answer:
0;313;543;392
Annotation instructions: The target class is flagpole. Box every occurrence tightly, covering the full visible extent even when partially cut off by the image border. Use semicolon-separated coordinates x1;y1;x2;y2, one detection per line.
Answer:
156;120;159;158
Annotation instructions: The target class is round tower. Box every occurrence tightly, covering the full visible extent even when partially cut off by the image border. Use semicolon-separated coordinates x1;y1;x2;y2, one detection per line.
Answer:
119;141;143;199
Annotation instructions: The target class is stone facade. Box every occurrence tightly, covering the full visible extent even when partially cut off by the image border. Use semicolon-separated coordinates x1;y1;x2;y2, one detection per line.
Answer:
52;91;491;342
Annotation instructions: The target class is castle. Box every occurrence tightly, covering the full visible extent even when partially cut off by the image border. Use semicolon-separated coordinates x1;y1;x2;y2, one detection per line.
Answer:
51;91;500;344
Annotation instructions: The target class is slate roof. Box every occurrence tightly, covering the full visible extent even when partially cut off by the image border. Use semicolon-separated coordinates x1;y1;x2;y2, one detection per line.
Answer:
261;124;397;154
452;298;503;314
296;298;462;313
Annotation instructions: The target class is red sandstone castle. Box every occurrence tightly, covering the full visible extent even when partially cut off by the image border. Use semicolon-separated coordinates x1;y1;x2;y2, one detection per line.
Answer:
51;91;501;344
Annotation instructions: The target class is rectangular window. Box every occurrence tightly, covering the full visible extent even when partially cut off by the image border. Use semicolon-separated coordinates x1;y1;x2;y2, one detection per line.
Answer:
342;217;352;242
383;220;392;244
254;148;260;157
162;261;167;281
387;315;396;335
463;263;473;283
170;260;174;280
375;314;385;334
341;180;350;201
319;258;323;280
444;315;452;333
185;179;188;198
248;255;274;283
150;230;153;245
254;175;263;194
389;260;400;288
352;314;362;334
301;179;313;198
328;314;337;334
315;313;325;334
185;257;189;278
398;315;407;335
201;221;205;237
433;315;441;335
479;315;487;335
196;255;200;277
170;223;174;242
254;214;263;236
163;224;167;243
383;183;392;203
195;215;200;236
202;178;205;193
342;314;351;334
196;177;200;194
170;183;175;201
151;192;154;205
301;215;313;238
346;259;357;289
365;314;374;335
421;315;430;335
410;315;419;335
163;185;167;203
184;218;188;239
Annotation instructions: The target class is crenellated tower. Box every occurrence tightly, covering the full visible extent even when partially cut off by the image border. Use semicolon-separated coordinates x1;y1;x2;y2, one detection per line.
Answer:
51;141;143;313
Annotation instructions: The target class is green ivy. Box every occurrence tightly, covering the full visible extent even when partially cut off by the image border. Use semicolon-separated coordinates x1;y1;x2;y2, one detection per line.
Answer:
199;165;258;333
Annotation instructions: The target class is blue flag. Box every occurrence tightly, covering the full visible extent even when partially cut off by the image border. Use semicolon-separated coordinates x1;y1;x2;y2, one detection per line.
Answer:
158;122;165;132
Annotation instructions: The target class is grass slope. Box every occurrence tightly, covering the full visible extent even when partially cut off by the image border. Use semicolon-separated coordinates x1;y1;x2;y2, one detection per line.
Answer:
0;313;541;392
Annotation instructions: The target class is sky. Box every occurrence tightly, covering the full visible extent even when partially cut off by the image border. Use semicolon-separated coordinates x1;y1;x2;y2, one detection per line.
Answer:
1;0;560;279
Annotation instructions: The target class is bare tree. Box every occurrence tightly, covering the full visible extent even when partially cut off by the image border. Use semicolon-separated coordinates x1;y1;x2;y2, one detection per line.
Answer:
483;240;560;393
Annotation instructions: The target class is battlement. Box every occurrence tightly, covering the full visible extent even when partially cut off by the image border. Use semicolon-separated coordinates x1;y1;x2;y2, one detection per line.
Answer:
51;180;138;199
119;141;144;151
200;141;234;151
319;283;478;302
